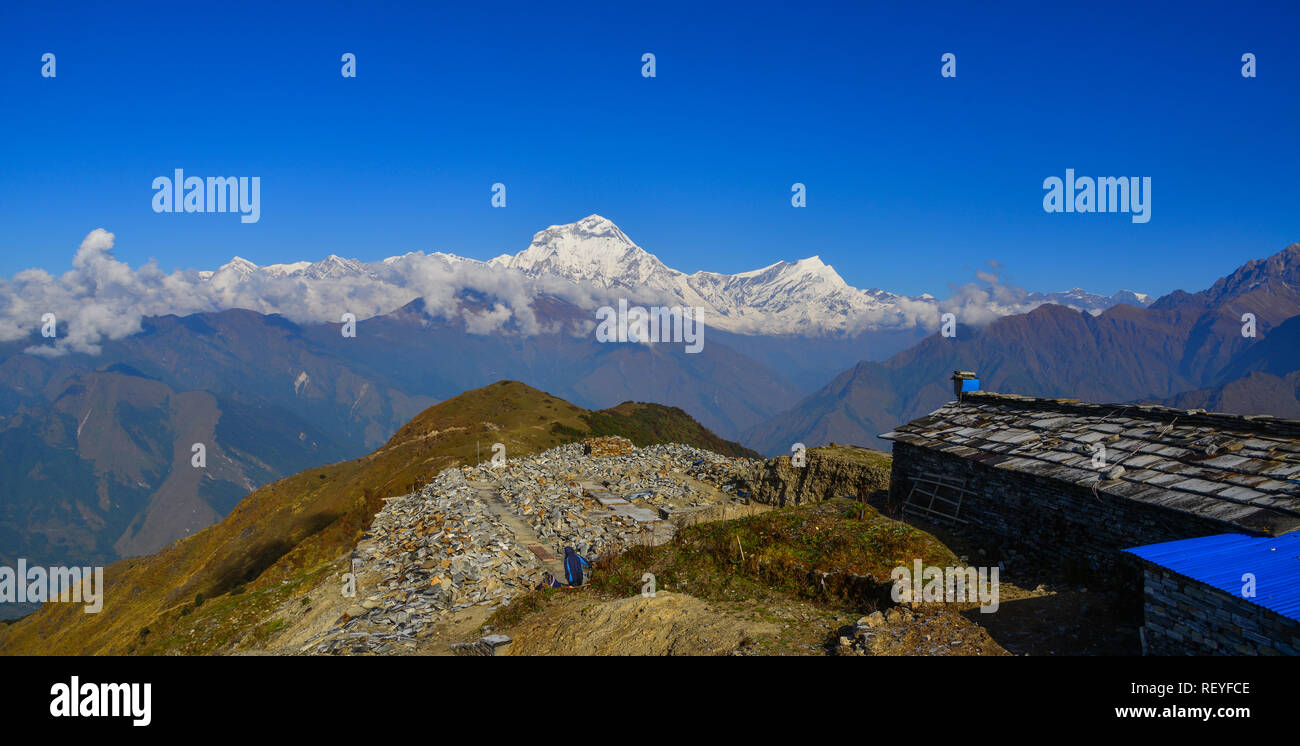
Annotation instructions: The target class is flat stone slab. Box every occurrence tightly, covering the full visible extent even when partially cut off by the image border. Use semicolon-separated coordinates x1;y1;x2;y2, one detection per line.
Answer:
613;505;661;523
527;544;556;561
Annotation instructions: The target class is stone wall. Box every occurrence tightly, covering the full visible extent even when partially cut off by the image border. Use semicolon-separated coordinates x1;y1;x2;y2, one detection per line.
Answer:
889;442;1240;584
1140;566;1300;655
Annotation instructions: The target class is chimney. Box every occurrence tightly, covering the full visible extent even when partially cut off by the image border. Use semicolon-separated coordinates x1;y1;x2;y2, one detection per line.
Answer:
952;370;979;399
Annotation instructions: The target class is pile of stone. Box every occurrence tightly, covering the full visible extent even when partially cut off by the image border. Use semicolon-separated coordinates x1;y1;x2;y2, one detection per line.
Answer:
366;481;541;609
835;607;912;656
582;436;634;457
307;440;757;654
306;472;543;654
465;442;756;560
683;450;750;485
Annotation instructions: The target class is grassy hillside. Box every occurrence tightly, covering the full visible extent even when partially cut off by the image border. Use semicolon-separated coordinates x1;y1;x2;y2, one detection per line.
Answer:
0;381;748;655
550;401;760;459
588;499;954;606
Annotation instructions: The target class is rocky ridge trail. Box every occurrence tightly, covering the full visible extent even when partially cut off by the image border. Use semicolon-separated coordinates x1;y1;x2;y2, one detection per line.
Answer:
301;438;757;654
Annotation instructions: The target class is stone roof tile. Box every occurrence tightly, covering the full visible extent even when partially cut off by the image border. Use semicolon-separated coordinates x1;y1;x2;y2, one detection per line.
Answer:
881;391;1300;536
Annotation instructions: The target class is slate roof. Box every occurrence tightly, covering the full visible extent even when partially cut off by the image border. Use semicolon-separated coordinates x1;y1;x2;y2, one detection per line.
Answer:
880;392;1300;536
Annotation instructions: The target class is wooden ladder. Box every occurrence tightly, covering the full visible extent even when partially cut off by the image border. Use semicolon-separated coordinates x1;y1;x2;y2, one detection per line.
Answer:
903;472;970;524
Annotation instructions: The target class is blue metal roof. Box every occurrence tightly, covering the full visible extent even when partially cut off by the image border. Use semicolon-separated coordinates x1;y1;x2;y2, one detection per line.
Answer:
1124;533;1300;623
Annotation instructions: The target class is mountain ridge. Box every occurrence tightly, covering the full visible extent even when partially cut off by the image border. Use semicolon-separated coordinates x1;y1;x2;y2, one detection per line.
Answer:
745;242;1300;455
182;215;1150;338
0;381;755;655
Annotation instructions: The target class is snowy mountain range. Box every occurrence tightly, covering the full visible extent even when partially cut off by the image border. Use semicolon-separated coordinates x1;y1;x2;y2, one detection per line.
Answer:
192;215;1151;337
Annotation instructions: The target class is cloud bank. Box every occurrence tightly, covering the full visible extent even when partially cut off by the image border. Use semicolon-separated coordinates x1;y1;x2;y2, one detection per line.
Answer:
0;229;608;356
0;230;1122;356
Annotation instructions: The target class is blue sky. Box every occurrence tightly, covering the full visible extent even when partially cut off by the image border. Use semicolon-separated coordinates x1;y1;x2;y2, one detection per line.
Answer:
0;0;1297;299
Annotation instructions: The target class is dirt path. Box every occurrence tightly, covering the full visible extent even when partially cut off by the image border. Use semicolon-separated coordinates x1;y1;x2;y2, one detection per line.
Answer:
499;591;781;655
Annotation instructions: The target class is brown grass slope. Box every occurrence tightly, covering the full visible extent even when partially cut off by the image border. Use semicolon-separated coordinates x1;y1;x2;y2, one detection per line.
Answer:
0;380;753;655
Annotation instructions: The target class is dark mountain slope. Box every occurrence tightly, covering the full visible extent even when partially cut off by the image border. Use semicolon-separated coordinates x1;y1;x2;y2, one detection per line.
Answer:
0;292;794;573
0;311;429;576
745;244;1300;455
302;293;803;438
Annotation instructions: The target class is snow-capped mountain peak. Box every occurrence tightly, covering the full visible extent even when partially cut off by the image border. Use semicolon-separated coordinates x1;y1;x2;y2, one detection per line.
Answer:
222;256;260;274
262;261;312;276
726;256;849;290
299;254;369;280
1032;287;1156;315
501;214;670;289
198;215;1150;336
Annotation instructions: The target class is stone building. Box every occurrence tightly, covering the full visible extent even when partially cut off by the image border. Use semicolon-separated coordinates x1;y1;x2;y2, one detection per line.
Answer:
1125;533;1300;655
880;383;1300;654
879;389;1300;581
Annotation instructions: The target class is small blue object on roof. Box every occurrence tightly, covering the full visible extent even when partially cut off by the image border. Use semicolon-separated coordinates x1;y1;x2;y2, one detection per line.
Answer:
1123;533;1300;623
951;370;979;397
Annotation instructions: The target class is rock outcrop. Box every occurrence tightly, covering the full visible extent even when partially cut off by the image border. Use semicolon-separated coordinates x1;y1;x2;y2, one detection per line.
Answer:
731;445;892;507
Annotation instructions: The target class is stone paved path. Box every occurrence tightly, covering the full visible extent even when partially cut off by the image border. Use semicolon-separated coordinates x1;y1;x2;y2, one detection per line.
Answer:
468;480;567;581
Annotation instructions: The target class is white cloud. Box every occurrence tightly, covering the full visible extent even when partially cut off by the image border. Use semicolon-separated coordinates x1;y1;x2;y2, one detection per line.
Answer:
0;231;1108;357
0;229;616;356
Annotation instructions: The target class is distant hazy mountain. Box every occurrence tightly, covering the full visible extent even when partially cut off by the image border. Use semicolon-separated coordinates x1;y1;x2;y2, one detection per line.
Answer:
744;243;1300;455
307;292;805;439
0;294;799;579
1162;370;1300;420
1160;314;1300;418
1034;288;1153;315
0;309;432;589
